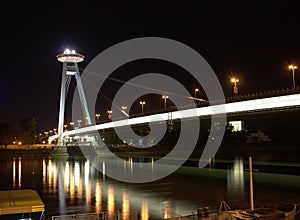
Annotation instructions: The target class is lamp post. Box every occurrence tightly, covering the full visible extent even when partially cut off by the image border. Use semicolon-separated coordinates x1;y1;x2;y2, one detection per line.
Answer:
288;65;297;89
107;110;112;120
63;124;68;131
231;78;239;95
121;106;128;112
95;114;100;123
139;101;146;114
69;122;74;129
77;119;82;127
162;95;168;111
194;88;199;99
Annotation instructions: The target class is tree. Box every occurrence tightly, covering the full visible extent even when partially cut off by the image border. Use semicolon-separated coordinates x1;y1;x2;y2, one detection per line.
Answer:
0;122;15;146
19;117;38;145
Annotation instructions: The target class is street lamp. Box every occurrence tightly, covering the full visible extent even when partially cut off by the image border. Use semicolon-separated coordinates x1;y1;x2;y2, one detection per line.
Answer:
194;88;199;98
63;124;68;131
69;121;74;129
77;119;82;127
121;106;128;112
162;95;168;111
107;110;112;120
95;114;100;123
139;101;146;114
231;77;239;95
288;65;297;89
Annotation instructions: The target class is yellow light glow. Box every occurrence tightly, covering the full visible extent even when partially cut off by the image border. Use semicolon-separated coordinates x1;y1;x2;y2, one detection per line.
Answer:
141;202;149;220
95;182;102;213
12;159;16;188
108;185;115;218
64;162;70;190
231;78;239;83
18;159;22;188
122;191;130;219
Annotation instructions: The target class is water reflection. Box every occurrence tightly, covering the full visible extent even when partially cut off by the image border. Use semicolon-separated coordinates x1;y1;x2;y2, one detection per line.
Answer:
141;201;149;220
107;185;115;218
12;158;16;188
227;158;245;199
12;158;22;189
95;181;102;213
4;155;299;219
122;190;129;219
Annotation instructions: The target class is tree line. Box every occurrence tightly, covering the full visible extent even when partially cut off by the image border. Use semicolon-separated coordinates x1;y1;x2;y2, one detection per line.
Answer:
0;117;42;146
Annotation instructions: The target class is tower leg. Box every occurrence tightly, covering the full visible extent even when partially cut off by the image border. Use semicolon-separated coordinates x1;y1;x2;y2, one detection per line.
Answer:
74;65;92;126
57;63;67;145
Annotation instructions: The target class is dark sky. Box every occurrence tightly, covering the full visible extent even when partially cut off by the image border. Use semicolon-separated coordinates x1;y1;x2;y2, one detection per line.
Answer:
1;1;300;132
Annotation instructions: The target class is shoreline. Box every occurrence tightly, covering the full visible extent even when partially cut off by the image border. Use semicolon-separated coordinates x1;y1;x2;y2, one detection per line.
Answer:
0;143;298;161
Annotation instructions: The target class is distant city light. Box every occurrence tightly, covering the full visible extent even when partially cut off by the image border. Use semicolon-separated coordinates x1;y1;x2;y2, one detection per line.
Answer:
228;120;243;132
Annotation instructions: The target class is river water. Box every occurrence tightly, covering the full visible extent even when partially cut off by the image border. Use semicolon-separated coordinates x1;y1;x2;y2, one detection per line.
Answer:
0;152;299;219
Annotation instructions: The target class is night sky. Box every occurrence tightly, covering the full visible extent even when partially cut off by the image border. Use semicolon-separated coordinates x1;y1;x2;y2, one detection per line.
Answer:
1;1;300;132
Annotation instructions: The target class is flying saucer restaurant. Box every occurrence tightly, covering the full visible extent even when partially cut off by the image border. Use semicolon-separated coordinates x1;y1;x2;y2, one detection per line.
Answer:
0;189;45;220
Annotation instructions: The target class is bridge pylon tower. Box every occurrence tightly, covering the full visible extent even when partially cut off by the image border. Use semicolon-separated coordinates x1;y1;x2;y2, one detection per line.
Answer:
56;49;91;145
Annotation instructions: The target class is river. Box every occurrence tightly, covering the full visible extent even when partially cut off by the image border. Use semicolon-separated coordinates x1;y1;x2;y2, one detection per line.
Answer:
0;152;299;219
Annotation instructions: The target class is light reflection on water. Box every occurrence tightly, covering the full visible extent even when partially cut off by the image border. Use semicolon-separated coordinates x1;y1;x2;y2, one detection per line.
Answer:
3;156;300;219
227;158;245;199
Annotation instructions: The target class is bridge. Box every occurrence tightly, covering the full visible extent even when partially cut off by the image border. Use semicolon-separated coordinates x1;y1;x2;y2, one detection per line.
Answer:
48;49;300;147
48;88;300;144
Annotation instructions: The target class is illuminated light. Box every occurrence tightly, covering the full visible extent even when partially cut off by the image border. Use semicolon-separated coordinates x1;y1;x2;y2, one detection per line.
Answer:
13;159;16;188
231;77;239;83
227;159;245;197
84;160;90;185
48;160;52;186
228;120;243;132
289;65;297;69
107;185;115;218
95;182;102;213
53;163;57;193
64;49;71;54
48;93;300;142
74;162;80;186
18;159;22;188
18;141;22;146
64;162;70;189
141;202;149;220
70;171;75;203
66;71;76;75
103;161;106;178
122;191;130;219
42;159;46;185
86;181;91;206
71;50;76;54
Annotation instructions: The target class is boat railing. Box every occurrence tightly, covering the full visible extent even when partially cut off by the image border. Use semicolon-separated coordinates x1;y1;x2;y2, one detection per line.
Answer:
51;211;139;220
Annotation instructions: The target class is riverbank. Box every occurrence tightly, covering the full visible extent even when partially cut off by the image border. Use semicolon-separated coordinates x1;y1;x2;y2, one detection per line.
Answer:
0;143;299;162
